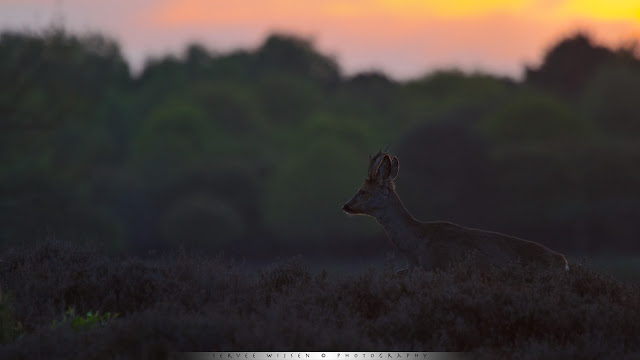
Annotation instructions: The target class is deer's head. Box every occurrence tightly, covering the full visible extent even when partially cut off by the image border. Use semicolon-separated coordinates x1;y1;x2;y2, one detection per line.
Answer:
342;149;399;217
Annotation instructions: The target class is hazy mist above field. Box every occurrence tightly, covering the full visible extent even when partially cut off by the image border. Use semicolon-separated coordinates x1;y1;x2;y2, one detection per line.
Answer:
1;0;639;78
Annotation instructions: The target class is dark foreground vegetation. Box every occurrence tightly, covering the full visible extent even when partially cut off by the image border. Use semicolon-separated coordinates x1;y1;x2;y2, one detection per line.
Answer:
0;241;638;359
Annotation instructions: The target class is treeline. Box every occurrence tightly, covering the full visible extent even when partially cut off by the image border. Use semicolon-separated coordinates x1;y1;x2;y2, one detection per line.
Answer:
1;29;640;255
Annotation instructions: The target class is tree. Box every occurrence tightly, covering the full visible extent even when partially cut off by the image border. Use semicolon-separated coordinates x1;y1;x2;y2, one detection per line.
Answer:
480;90;591;150
262;132;378;245
581;63;640;139
525;33;615;98
395;113;492;227
255;34;340;84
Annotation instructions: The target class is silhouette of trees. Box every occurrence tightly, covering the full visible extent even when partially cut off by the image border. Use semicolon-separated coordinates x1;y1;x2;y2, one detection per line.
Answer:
525;33;615;98
396;110;492;228
581;63;640;138
2;29;640;255
256;34;341;87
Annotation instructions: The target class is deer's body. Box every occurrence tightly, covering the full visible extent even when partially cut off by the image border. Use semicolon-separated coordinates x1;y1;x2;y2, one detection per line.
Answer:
343;149;568;273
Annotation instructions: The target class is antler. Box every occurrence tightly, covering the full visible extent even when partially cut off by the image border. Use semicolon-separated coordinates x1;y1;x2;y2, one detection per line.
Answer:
367;147;391;179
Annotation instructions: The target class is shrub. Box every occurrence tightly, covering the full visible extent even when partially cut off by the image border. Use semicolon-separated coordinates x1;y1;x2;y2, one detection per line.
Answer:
51;307;119;332
0;240;638;359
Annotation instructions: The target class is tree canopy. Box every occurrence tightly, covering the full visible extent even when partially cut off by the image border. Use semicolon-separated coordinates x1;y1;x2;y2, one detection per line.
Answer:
2;29;640;256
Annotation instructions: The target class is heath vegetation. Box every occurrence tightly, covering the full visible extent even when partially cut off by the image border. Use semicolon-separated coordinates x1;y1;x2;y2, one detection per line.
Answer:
0;240;638;359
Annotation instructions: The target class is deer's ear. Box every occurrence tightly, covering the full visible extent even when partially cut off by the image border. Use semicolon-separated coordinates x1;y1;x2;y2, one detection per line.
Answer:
375;155;392;181
390;156;399;180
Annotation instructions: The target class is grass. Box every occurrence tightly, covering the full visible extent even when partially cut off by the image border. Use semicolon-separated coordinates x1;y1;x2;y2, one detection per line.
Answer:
0;240;638;359
573;255;640;283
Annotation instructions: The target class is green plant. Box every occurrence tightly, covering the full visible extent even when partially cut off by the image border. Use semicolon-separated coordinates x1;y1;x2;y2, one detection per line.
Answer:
51;307;119;332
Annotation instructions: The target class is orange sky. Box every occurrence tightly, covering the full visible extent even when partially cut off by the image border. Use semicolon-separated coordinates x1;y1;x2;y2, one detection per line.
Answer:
1;0;639;79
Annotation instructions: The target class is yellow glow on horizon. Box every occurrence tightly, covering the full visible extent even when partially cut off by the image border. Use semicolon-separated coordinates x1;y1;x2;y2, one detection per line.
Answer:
148;0;640;26
559;0;640;20
145;0;640;59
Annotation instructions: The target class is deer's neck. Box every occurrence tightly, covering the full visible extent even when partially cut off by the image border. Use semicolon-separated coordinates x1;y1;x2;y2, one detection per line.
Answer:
373;190;420;252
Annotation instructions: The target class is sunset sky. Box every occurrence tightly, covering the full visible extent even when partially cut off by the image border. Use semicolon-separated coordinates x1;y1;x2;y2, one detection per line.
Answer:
1;0;639;79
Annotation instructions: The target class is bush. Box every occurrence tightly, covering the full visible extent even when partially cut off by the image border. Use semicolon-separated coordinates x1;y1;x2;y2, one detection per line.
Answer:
0;240;638;359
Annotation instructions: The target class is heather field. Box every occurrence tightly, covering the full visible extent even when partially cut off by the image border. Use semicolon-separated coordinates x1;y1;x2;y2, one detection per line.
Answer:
0;240;638;360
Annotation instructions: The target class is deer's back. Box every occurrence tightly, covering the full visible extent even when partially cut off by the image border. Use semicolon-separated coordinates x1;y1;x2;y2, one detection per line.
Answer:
419;221;568;270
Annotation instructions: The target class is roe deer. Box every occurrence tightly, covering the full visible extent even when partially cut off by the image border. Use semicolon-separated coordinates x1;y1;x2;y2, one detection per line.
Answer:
342;149;569;274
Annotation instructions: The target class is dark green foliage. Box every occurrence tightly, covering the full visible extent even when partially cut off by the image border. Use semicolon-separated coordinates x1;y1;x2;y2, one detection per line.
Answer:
2;28;640;255
396;114;492;227
0;241;639;358
525;33;615;98
581;63;640;138
51;307;119;332
256;34;341;86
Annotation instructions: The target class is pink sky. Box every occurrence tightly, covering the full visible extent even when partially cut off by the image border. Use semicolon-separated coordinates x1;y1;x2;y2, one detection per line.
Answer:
1;0;639;79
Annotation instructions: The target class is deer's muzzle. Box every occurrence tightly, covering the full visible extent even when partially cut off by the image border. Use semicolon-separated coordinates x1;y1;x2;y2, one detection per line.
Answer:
342;203;353;214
